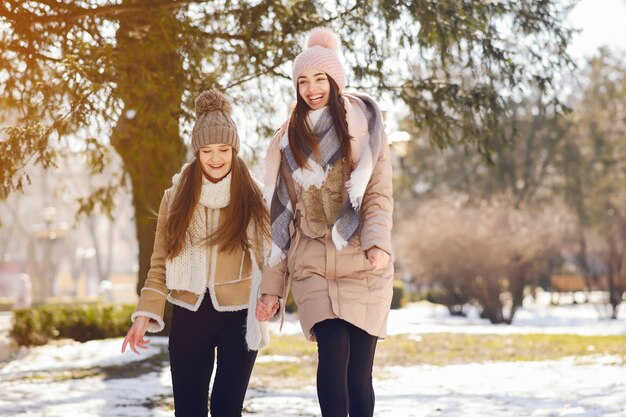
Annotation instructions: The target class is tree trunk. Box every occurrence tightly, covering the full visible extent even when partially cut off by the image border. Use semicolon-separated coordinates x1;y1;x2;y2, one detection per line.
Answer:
109;5;186;300
477;277;505;324
507;261;529;324
607;239;623;320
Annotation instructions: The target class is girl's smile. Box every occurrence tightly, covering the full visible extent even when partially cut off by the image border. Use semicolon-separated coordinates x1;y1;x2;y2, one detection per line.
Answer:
199;144;233;182
307;94;325;106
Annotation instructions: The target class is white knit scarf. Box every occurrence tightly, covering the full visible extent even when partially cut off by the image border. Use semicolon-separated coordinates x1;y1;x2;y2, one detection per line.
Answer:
165;171;231;294
165;164;269;350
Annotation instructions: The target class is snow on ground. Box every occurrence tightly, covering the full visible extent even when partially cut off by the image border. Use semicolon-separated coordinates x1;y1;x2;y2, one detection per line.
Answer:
0;297;625;417
248;357;626;417
0;337;164;375
273;292;626;337
383;298;626;337
0;351;173;417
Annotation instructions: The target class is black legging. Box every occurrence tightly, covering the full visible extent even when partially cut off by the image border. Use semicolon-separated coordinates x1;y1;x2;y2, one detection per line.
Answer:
313;318;378;417
168;293;257;417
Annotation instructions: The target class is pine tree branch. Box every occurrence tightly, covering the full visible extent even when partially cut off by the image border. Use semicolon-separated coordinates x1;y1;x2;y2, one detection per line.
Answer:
224;62;287;90
13;0;207;24
3;43;62;62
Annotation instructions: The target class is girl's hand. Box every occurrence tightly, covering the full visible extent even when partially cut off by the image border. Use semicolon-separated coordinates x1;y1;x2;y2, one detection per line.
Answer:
121;316;151;354
256;294;279;321
366;247;390;270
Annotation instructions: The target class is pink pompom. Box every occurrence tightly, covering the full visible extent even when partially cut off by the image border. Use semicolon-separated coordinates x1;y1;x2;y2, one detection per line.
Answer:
306;27;341;52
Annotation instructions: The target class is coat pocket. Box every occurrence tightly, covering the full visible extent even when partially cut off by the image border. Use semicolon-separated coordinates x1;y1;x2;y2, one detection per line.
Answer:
335;237;372;279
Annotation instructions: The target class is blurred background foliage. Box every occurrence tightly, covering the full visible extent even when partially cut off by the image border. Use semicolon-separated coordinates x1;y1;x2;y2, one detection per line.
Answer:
1;1;624;327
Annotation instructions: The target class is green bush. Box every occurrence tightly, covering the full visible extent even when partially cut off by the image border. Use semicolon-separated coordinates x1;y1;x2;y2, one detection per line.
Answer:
407;290;421;303
10;303;136;346
0;297;14;312
391;280;407;309
41;296;101;306
421;288;447;305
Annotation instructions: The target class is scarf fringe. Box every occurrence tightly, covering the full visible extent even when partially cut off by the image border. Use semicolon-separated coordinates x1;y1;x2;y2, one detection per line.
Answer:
291;160;328;190
331;224;349;250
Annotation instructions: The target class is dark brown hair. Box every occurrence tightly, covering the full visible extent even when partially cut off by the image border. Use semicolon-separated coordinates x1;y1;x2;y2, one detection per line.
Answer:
165;152;270;258
288;75;352;169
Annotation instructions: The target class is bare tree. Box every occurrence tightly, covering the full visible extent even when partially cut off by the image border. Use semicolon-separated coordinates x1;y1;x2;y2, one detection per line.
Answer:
396;197;572;324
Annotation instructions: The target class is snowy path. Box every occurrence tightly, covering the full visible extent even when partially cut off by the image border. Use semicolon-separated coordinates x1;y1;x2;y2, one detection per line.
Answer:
247;358;626;417
1;298;625;417
1;344;624;417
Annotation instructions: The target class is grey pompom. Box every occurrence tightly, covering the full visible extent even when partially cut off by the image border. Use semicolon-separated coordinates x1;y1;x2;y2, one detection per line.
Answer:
195;89;232;117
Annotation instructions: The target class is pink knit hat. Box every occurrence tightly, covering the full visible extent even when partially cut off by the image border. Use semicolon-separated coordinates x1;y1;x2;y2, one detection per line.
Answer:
292;28;345;92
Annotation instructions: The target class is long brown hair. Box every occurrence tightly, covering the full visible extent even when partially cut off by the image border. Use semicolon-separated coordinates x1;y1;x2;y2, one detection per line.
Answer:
288;76;352;169
165;152;270;259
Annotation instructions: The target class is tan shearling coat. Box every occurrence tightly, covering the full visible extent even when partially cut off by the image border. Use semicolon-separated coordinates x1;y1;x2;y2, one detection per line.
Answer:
132;173;268;349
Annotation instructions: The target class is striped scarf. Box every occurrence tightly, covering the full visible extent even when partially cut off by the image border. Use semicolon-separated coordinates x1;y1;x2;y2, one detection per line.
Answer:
266;92;385;267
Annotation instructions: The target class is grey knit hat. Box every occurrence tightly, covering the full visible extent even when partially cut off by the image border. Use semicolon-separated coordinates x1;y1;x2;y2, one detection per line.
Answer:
191;89;240;154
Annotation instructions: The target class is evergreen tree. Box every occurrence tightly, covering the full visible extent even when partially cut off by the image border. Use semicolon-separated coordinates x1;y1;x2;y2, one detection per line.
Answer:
1;1;575;295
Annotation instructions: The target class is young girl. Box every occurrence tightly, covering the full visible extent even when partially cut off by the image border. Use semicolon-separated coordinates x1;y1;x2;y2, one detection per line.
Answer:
256;28;394;417
122;89;272;417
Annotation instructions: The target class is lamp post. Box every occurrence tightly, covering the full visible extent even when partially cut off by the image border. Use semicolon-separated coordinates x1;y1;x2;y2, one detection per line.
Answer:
388;130;411;167
388;130;412;203
33;207;68;302
388;130;411;148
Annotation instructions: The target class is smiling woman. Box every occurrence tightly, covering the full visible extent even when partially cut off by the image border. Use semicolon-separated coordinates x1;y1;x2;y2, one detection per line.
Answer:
121;89;271;417
199;143;233;182
257;27;394;417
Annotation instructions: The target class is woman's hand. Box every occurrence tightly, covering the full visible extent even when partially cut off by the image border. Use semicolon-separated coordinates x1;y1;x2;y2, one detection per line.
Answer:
366;247;390;270
256;294;279;321
121;316;151;354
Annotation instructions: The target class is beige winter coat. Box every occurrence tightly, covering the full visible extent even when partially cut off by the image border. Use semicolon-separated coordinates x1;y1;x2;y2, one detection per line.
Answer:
132;171;268;349
261;99;394;341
